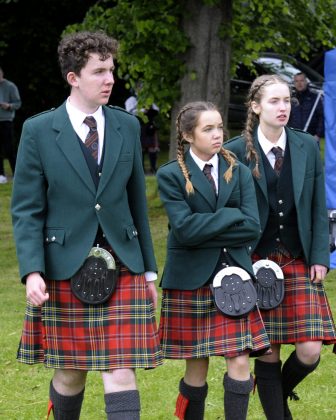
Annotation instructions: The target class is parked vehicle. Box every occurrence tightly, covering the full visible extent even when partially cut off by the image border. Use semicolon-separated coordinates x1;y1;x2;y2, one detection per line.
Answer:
229;52;324;128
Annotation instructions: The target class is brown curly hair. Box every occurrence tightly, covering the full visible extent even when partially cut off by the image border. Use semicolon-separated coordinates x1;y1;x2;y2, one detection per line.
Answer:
242;74;289;178
58;31;118;81
176;101;237;195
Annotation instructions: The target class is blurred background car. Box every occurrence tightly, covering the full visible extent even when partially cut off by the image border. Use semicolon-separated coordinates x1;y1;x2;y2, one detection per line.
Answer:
229;52;324;128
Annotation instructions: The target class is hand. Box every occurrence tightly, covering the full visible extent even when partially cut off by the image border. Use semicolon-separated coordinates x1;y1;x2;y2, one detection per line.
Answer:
0;102;11;110
146;281;158;310
310;264;327;283
26;272;49;305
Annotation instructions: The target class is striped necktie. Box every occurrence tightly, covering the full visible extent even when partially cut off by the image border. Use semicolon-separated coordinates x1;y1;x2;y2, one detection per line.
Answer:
84;116;99;162
203;163;217;193
271;147;284;176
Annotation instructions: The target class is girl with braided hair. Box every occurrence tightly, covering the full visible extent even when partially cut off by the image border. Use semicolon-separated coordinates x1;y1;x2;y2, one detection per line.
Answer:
156;101;271;420
226;75;336;419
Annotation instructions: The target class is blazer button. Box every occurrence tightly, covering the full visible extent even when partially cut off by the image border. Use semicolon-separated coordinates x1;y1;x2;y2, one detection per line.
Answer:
279;212;284;217
51;236;56;242
278;199;283;204
95;204;101;211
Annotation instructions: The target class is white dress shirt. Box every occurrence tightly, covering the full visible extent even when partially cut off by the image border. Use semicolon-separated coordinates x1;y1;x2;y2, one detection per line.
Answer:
189;148;219;194
257;126;287;169
66;99;105;164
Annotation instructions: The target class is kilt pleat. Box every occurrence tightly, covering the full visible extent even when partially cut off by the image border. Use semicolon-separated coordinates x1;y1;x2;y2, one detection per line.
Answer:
252;251;336;346
159;286;270;359
17;268;163;370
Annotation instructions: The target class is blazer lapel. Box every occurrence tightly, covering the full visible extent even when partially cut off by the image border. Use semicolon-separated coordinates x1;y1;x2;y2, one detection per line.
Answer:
252;135;269;203
53;104;96;194
286;127;307;204
97;107;123;196
186;152;217;209
216;155;235;209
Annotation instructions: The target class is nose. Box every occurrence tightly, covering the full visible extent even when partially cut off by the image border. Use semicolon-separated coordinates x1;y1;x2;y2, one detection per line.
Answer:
280;100;288;110
213;128;223;138
106;71;114;84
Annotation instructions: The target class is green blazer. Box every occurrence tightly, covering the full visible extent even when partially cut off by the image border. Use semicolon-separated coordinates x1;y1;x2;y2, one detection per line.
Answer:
225;126;329;268
11;103;157;281
156;152;261;290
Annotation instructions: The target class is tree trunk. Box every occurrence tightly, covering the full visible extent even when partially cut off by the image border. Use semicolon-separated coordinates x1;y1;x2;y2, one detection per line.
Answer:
169;0;233;159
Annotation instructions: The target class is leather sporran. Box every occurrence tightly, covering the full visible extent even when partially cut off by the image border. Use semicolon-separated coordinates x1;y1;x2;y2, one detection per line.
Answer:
71;247;118;305
210;266;257;318
252;259;284;310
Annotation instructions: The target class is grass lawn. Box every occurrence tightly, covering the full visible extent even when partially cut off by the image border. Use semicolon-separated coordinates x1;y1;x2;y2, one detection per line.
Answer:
1;149;335;419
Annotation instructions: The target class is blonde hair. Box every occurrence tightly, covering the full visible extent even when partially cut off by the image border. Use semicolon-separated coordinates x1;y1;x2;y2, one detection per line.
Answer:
176;101;236;194
242;74;289;178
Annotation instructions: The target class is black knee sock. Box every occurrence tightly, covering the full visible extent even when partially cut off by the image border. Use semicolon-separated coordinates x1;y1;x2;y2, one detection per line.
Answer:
174;378;208;420
282;351;320;420
104;390;140;420
223;373;253;420
254;360;284;420
282;350;320;399
49;381;84;420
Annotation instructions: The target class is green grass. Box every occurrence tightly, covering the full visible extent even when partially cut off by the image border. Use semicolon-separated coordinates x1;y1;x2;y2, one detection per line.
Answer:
1;157;335;420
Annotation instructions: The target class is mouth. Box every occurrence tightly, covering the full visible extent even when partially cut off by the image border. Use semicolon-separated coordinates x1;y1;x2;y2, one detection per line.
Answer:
277;114;287;121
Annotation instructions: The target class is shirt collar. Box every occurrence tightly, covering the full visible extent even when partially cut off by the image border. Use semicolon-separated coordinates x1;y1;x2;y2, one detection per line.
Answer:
189;148;219;173
66;98;104;133
257;125;287;156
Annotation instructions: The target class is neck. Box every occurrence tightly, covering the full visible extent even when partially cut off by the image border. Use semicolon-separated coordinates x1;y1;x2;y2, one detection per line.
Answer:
259;124;284;144
68;94;100;115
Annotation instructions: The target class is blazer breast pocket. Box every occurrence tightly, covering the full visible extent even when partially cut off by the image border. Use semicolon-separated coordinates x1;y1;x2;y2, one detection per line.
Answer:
225;189;240;207
304;169;314;180
119;153;132;162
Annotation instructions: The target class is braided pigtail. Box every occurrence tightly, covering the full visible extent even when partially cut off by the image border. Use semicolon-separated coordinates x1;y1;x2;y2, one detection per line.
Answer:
219;148;237;183
176;105;194;195
242;106;261;178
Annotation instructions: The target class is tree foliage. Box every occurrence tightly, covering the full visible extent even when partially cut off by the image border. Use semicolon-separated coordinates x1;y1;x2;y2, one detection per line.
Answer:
65;0;189;116
66;0;336;118
231;0;336;74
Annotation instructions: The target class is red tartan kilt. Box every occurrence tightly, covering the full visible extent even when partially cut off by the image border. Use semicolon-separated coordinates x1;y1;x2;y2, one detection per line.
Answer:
159;286;271;359
252;251;336;345
17;268;163;370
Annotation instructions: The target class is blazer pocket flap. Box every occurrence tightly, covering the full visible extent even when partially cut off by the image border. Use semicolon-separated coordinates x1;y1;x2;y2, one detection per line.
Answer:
119;153;132;162
126;225;138;240
44;228;65;245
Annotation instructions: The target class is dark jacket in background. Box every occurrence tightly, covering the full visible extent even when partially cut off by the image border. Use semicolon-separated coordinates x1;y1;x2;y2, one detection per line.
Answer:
288;88;324;138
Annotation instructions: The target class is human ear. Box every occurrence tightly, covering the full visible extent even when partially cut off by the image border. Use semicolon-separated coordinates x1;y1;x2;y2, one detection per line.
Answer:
67;72;79;87
251;101;260;115
183;132;193;144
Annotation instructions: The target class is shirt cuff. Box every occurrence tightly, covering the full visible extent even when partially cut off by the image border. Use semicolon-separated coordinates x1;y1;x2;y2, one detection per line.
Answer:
144;271;157;282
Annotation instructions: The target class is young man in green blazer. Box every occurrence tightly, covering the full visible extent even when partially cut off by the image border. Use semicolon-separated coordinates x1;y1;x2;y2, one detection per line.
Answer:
11;31;162;420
